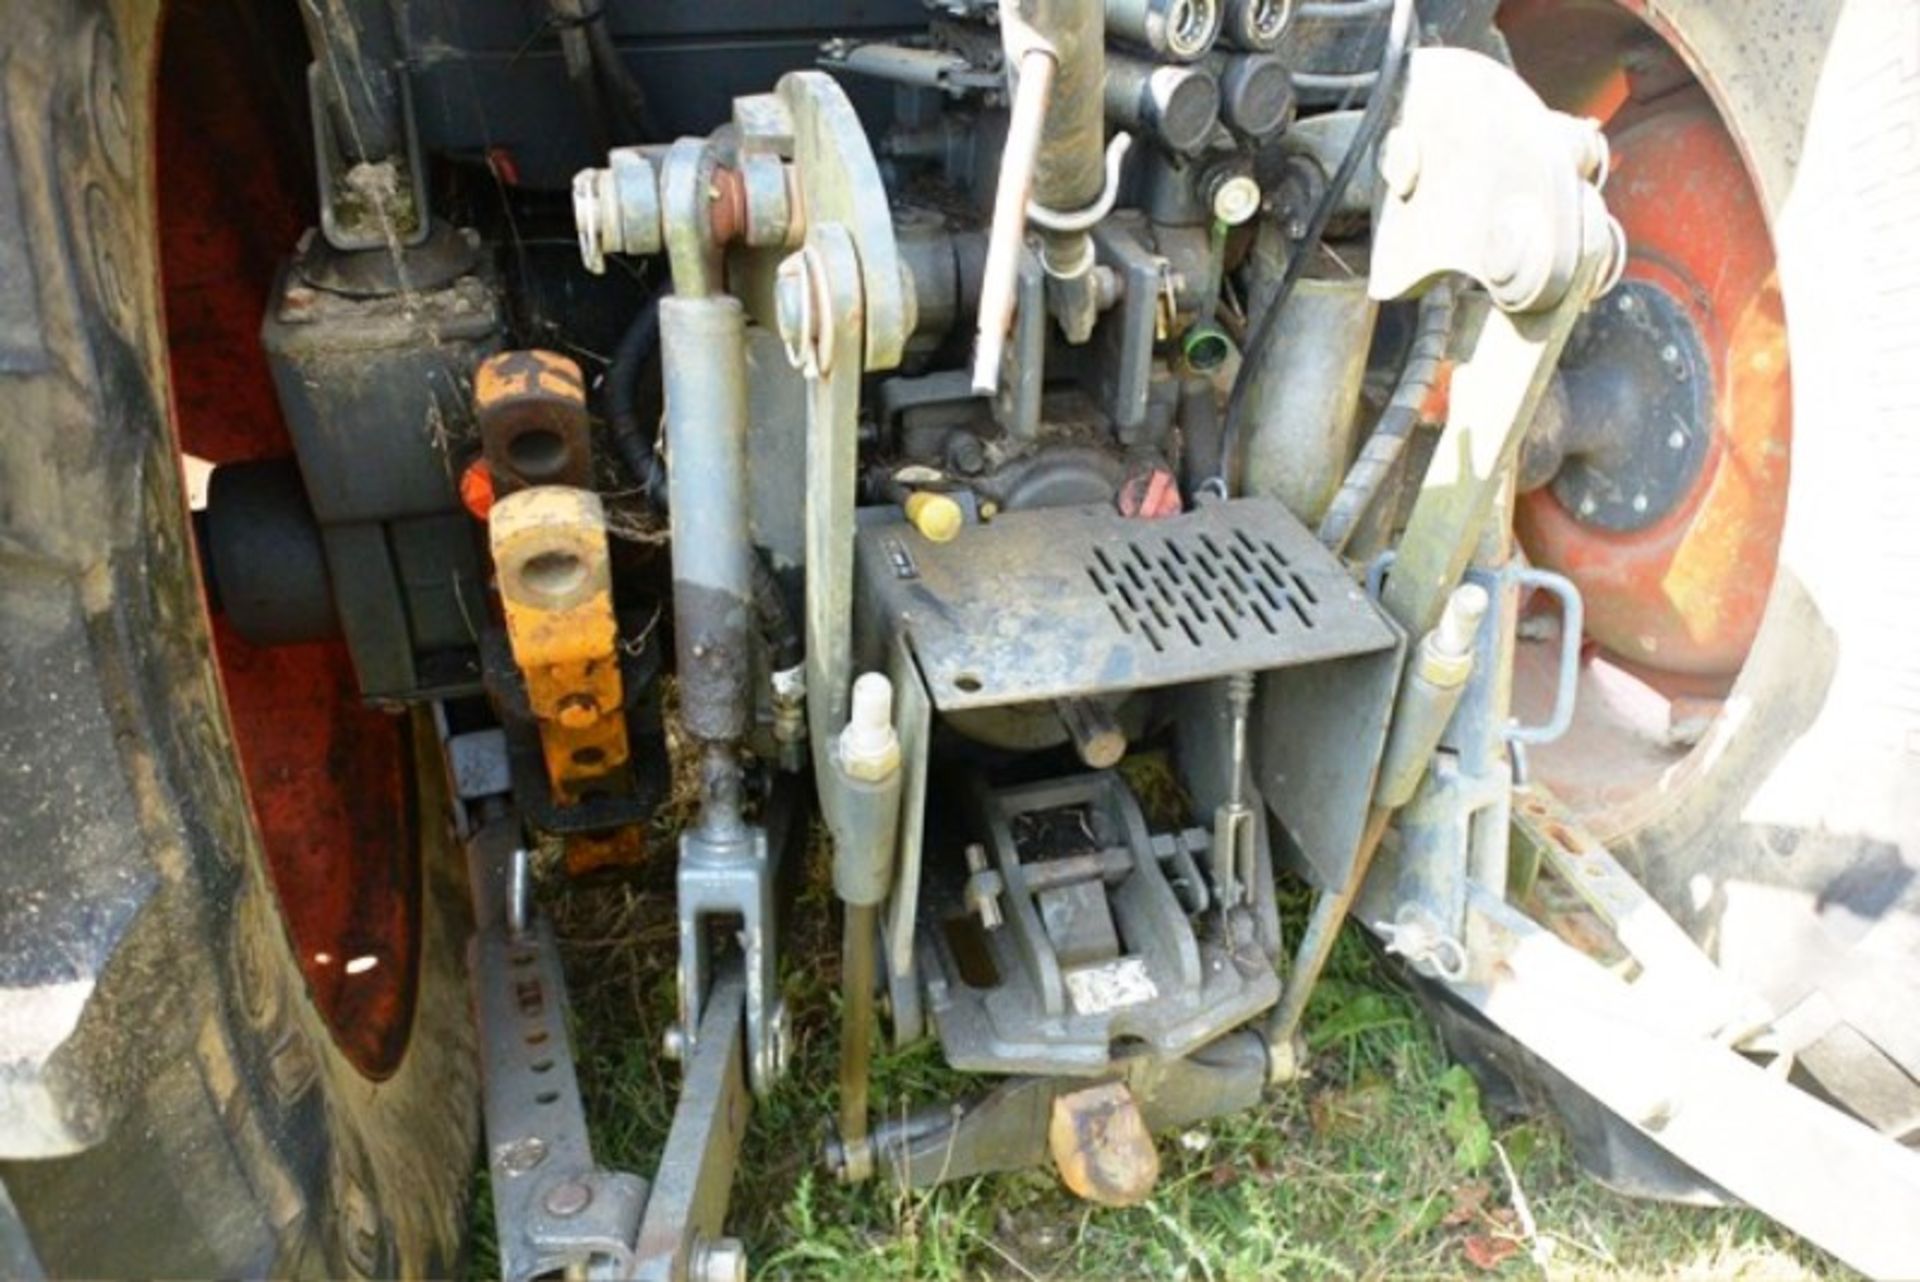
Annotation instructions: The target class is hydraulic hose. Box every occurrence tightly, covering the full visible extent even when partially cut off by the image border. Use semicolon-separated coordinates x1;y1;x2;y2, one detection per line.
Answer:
583;13;658;143
1214;0;1417;492
548;0;657;148
606;292;662;502
1315;277;1457;555
548;0;613;154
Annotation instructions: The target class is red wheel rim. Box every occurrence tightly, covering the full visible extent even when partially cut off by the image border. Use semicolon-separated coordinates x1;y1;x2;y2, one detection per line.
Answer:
157;3;421;1079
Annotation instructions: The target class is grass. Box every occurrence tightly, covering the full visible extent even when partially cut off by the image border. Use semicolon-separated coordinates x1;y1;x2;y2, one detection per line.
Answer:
466;774;1846;1280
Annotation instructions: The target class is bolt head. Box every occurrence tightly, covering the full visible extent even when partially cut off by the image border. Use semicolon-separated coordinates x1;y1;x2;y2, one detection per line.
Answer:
692;1236;748;1282
1484;205;1535;289
1266;1031;1307;1086
543;1179;593;1218
1210;174;1263;226
946;432;986;475
662;1023;688;1061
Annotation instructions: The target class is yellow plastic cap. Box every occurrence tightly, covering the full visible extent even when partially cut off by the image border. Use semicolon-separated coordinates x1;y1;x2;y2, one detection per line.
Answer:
904;491;963;543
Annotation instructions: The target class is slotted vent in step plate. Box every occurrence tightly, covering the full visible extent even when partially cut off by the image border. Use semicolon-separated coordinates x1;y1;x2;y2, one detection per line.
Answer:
1085;525;1325;653
854;496;1398;711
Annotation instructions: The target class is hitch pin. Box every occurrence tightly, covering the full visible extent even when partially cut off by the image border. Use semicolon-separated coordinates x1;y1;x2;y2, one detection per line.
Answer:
507;845;530;942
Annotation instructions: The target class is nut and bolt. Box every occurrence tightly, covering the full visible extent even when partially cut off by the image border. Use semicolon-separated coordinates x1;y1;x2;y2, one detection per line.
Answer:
945;431;986;475
1209;172;1263;226
572;148;663;275
542;1179;593;1218
690;1235;749;1282
662;1022;689;1062
1265;1030;1307;1087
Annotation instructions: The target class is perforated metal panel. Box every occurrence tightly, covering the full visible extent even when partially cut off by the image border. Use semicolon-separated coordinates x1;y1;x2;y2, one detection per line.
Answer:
1086;524;1330;654
856;497;1396;711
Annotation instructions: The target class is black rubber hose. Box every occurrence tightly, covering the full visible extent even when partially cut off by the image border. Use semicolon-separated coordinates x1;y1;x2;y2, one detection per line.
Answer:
1214;0;1417;492
607;292;662;503
583;12;659;143
548;1;613;155
1315;277;1458;555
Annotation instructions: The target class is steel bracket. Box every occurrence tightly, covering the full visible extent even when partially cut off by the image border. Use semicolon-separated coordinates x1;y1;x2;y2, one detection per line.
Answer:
674;823;784;1097
469;820;647;1282
634;966;751;1282
1369;47;1621;313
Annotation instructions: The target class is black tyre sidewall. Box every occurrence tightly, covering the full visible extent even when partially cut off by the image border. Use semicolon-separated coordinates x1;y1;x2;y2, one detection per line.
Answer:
0;1;477;1275
1502;0;1920;1130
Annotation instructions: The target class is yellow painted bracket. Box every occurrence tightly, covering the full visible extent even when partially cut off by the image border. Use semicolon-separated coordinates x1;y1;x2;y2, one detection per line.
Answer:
489;486;630;803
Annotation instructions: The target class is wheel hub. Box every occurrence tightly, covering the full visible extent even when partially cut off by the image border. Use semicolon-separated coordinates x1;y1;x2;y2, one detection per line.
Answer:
1549;278;1714;533
1513;88;1789;683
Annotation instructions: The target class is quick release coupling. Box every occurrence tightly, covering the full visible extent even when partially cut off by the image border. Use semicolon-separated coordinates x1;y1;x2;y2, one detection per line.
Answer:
1107;0;1224;62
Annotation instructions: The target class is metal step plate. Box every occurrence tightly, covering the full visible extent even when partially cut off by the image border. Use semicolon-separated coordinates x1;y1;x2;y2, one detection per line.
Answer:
857;497;1395;711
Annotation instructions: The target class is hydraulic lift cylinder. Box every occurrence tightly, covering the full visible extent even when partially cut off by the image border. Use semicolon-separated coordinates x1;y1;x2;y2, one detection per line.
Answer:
660;295;753;746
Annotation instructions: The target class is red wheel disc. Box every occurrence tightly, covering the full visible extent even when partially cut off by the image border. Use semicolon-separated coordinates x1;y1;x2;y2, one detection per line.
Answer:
158;4;420;1079
1506;1;1792;689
